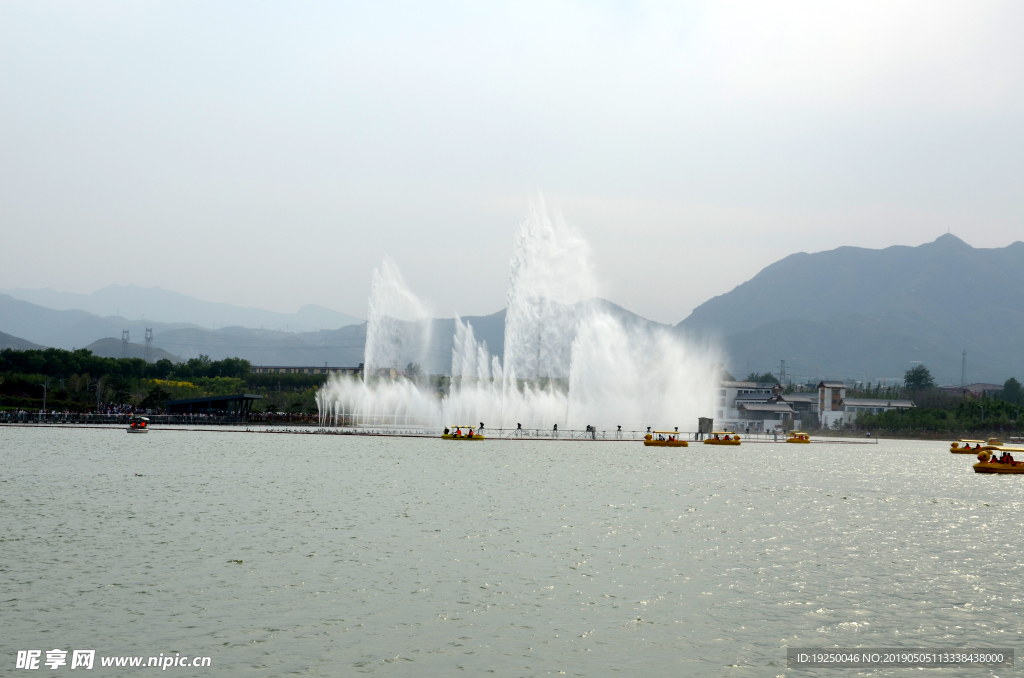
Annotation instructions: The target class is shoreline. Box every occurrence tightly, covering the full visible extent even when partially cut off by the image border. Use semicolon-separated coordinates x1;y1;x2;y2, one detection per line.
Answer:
0;422;901;444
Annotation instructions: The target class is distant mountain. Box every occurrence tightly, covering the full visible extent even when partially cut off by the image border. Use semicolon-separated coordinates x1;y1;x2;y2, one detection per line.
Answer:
84;338;181;362
374;299;666;375
12;243;1019;386
148;299;663;373
0;292;672;371
678;234;1024;384
0;294;200;350
135;311;504;371
0;330;45;351
147;325;367;367
2;285;361;332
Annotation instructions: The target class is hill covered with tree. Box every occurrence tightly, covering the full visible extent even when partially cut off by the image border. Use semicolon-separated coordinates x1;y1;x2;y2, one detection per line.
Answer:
677;234;1024;385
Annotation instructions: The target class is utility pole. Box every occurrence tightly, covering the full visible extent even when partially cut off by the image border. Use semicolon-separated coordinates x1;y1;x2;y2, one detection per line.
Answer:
42;378;48;415
961;349;966;388
144;328;153;363
120;330;130;359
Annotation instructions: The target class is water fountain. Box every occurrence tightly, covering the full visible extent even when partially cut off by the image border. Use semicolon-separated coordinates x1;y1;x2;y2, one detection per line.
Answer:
317;196;719;433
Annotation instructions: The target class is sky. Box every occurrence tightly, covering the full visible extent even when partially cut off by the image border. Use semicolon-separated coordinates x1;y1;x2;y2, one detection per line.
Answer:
2;1;1023;324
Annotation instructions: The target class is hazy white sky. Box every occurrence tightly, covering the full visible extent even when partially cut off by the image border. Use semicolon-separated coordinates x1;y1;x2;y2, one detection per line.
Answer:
2;1;1022;323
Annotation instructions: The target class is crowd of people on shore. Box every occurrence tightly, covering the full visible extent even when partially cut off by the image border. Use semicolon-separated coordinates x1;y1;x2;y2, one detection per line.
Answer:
2;407;313;423
3;406;144;422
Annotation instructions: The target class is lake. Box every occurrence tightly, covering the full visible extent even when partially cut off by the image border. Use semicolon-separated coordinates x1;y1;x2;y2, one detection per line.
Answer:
2;428;1020;676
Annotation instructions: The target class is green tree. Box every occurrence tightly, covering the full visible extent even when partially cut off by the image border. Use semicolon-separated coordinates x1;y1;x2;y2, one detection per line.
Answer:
142;384;172;410
746;372;778;383
1003;377;1023;405
405;362;423;378
904;364;935;391
171;355;250;380
147;359;175;379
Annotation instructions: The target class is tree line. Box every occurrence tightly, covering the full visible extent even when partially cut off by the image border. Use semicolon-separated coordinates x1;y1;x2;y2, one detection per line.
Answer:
0;348;253;381
841;365;1024;433
0;347;344;411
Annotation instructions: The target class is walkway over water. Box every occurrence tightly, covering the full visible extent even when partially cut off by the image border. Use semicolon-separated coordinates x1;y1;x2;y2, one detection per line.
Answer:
1;413;878;443
276;425;879;444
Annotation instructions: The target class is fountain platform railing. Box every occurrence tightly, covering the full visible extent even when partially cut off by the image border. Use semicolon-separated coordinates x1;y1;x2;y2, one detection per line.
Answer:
292;424;879;443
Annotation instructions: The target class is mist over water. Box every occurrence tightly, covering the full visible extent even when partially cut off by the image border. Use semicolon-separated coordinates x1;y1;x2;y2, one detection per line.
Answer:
502;199;595;382
317;197;719;430
363;257;433;376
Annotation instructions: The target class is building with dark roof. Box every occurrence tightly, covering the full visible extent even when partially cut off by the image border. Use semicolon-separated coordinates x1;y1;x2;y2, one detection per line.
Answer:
939;383;1004;398
165;393;263;416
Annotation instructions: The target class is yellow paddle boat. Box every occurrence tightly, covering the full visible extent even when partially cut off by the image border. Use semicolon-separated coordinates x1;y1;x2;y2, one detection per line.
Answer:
973;448;1024;473
644;430;688;447
786;431;810;444
950;439;985;454
441;426;485;440
704;431;741;446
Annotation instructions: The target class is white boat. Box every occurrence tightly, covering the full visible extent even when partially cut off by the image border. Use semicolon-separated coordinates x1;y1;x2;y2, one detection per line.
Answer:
127;415;150;433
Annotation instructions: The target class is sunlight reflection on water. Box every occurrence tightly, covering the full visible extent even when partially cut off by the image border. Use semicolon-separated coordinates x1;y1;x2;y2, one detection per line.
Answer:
2;429;1020;676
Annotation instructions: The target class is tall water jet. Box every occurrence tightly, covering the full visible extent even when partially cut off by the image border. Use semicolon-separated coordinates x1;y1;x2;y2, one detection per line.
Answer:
318;196;720;432
443;314;569;430
316;257;439;428
503;196;596;382
364;257;433;376
565;310;719;429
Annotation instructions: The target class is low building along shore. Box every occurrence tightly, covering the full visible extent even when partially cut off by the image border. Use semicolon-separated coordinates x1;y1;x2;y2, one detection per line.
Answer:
715;379;916;431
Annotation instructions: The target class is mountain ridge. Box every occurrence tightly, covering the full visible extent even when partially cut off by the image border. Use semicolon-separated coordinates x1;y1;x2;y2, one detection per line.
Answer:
4;236;1023;384
1;285;362;332
678;234;1024;384
0;330;45;351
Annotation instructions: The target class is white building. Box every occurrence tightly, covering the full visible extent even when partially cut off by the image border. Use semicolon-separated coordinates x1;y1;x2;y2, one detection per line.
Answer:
817;381;847;428
717;381;792;431
816;380;916;428
736;401;796;432
841;398;915;423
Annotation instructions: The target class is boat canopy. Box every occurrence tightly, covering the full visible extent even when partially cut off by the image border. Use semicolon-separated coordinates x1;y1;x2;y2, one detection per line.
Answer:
130;415;150;421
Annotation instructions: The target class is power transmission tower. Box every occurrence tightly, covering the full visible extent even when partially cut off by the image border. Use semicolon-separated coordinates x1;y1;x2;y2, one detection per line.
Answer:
144;328;153;363
120;330;130;359
779;359;787;385
961;349;967;388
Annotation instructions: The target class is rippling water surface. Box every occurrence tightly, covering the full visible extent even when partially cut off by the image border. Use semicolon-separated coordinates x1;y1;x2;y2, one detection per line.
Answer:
2;428;1022;676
